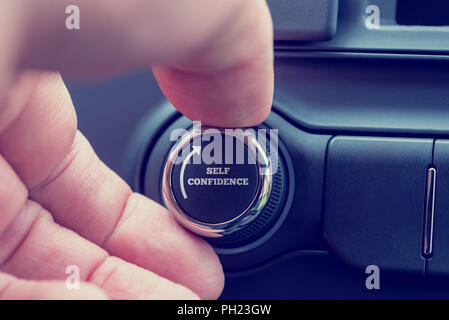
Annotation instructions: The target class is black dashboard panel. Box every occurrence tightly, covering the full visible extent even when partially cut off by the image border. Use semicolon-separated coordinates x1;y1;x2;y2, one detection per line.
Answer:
273;55;449;136
324;137;432;280
267;0;338;41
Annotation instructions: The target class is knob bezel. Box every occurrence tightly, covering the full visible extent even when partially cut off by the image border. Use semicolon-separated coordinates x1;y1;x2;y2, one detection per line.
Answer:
162;127;273;238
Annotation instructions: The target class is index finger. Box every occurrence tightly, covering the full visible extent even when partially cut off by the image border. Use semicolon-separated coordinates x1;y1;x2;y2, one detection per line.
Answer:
12;0;274;127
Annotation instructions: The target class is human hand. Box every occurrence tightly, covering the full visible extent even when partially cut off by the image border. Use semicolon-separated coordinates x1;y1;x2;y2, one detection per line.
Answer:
0;0;273;299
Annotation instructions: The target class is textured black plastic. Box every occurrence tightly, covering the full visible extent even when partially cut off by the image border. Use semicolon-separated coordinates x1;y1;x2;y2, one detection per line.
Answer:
274;56;449;136
267;0;338;41
276;0;449;53
324;137;432;279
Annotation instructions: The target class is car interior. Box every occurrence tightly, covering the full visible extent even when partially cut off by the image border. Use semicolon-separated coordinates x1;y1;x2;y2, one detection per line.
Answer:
67;0;449;299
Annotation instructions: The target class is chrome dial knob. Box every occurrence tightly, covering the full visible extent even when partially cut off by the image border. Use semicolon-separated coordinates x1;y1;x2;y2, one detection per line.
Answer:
162;127;274;239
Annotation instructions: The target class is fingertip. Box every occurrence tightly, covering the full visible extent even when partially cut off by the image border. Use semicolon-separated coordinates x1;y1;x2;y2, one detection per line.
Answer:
152;0;274;129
